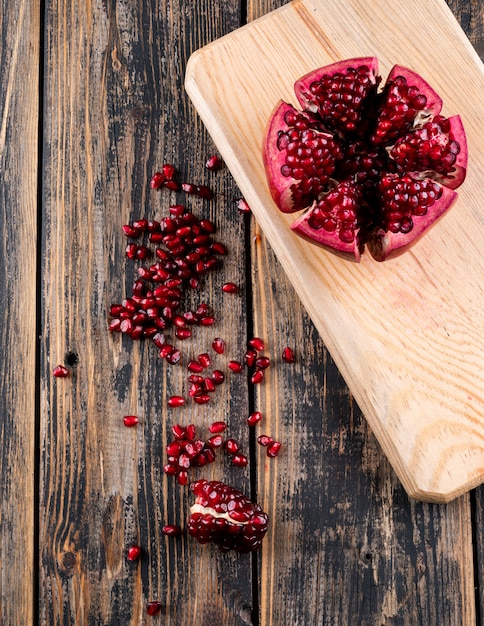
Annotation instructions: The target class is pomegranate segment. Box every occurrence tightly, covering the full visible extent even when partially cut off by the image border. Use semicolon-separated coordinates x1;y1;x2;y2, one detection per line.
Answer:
263;56;467;261
187;480;268;553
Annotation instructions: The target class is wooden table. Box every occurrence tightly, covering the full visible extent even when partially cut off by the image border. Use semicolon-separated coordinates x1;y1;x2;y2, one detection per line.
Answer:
2;0;483;624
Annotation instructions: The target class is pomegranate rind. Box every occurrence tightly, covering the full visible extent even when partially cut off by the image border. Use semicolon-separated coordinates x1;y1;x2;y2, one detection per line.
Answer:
367;180;457;261
262;100;341;213
294;56;380;136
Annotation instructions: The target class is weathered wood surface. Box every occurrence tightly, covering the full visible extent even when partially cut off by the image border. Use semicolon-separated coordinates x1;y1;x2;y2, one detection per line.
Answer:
0;0;482;624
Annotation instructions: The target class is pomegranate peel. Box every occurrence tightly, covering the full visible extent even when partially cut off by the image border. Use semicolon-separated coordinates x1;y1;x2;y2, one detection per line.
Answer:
263;56;467;262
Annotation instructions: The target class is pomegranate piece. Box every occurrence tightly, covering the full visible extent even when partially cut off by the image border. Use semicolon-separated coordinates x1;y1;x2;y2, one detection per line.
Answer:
187;480;269;553
162;524;182;537
53;365;69;378
205;154;223;171
263;57;467;261
126;544;142;561
146;601;163;616
282;346;296;363
123;415;139;427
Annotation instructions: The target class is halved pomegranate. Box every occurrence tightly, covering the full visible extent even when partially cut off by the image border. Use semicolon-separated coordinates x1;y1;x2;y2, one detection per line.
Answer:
263;57;467;261
187;480;268;553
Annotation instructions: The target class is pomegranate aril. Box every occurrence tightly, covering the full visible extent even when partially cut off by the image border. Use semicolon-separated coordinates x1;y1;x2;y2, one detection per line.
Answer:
248;337;265;351
232;453;248;467
193;394;210;405
122;224;140;238
200;316;216;326
163;524;182;537
267;441;282;457
168;395;185;408
208;434;224;448
162;163;176;180
166;349;182;365
209;421;227;434
146;601;163;616
206;154;223;171
248;411;263;426
177;471;189;486
172;424;186;439
255;356;271;369
211;369;225;385
257;435;274;447
282;346;296;363
198;352;211;368
150;171;166;189
251;369;265;384
222;282;238;293
228;360;243;373
126;545;142;561
225;438;240;455
245;349;257;367
187;360;204;373
197;185;214;200
123;415;139;427
53;365;69;378
203;377;216;393
236;197;251;213
212;337;225;354
175;327;192;340
211;241;227;255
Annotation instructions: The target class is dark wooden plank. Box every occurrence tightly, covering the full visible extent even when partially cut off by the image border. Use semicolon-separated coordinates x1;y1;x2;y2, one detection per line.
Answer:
247;0;479;624
40;1;259;623
0;1;40;623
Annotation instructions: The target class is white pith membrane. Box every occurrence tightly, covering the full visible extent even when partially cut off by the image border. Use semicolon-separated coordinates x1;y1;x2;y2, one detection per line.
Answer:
189;502;248;525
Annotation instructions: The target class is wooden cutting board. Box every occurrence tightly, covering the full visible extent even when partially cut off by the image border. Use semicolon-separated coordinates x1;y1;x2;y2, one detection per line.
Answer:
185;0;484;503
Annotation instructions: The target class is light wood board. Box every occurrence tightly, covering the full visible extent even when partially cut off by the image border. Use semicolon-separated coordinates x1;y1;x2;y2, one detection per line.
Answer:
185;0;484;503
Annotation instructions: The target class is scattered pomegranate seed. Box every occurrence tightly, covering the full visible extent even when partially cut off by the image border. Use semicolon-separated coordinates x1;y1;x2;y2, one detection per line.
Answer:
257;435;274;447
146;601;163;616
197;352;211;368
211;369;225;385
222;282;238;293
53;365;69;378
248;337;265;351
207;434;224;448
232;453;248;467
187;360;204;373
162;163;176;180
193;394;210;405
211;337;225;354
225;438;240;455
150;171;166;189
209;421;227;433
251;369;265;384
126;544;142;561
123;415;139;427
228;360;243;373
168;395;185;408
162;524;182;537
247;411;263;426
282;346;296;363
245;349;257;367
205;154;223;171
255;356;271;369
267;441;282;457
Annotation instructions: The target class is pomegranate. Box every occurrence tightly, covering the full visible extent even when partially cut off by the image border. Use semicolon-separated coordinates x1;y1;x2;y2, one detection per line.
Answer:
263;57;467;261
187;480;268;553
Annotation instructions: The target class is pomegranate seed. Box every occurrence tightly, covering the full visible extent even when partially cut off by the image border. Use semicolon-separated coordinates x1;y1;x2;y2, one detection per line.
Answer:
228;360;243;373
187;360;204;373
222;282;238;293
257;435;274;447
282;346;296;363
182;182;197;194
189;382;203;397
205;154;223;170
168;396;185;408
165;349;182;365
211;241;227;255
125;243;138;259
267;441;282;457
255;356;271;369
198;352;211;368
172;424;186;439
150;171;166;189
146;601;163;616
203;377;216;393
175;327;192;340
251;369;265;384
193;394;210;405
247;411;263;426
162;163;176;180
211;369;225;385
212;337;225;354
162;524;182;537
196;185;214;200
186;424;196;439
123;415;139;427
122;224;140;238
200;316;215;326
232;453;248;467
126;544;142;561
236;198;251;213
164;179;181;191
53;365;69;378
200;219;215;233
177;471;189;485
132;218;148;231
248;337;265;351
209;421;227;433
245;349;257;367
225;438;240;455
208;434;224;448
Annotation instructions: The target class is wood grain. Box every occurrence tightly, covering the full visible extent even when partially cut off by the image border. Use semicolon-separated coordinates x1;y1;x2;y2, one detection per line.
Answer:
0;1;39;623
185;0;484;503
